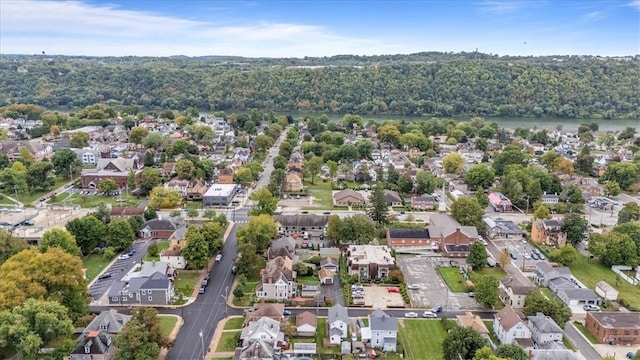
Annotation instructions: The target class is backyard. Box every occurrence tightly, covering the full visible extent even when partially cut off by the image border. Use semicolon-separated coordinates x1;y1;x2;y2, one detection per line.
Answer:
49;192;141;208
83;253;114;282
157;315;178;338
398;319;448;360
438;266;506;293
216;331;241;352
144;241;170;261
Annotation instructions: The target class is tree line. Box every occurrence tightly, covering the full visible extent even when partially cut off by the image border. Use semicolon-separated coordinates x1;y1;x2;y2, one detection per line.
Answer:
0;54;638;119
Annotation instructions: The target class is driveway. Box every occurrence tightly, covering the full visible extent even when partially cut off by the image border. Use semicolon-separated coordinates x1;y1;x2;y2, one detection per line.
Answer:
397;255;482;311
320;273;344;306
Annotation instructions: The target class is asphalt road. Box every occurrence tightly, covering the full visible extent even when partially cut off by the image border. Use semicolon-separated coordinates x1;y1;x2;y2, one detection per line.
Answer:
564;322;602;360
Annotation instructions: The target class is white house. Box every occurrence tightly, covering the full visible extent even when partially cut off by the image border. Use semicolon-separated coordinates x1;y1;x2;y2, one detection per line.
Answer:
240;317;284;347
328;304;349;344
528;313;563;345
369;309;398;352
595;281;618;301
295;311;317;337
493;306;532;346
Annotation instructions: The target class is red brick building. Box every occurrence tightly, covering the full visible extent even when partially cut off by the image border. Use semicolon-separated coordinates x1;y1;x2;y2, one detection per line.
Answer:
81;158;142;189
586;312;640;345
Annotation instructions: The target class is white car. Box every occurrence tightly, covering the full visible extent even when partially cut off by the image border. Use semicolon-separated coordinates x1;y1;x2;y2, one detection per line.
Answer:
404;312;419;318
407;284;420;290
117;254;130;260
215;254;222;262
524;253;531;260
422;311;437;318
584;304;600;311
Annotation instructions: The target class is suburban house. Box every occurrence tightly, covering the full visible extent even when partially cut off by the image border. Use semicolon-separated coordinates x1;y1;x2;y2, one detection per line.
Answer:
267;236;295;261
346;245;395;280
533;262;573;287
162;162;176;177
488;192;513;212
74;149;99;166
274;214;329;238
245;303;285;324
84;310;131;335
410;194;436;210
296;311;317;337
217;166;235;184
110;207;145;219
585;312;640;345
108;268;175;306
165;178;190;196
499;276;536;309
160;228;188;269
0;141;52;162
383;190;403;207
534;263;599;307
483;217;525;240
240;317;285;348
69;330;116;360
139;218;180;240
186;180;207;200
556;288;600;307
369;309;398;352
318;268;334;285
493;305;533;348
333;189;366;207
320;257;339;273
284;172;303;192
531;219;567;247
328;304;349;344
255;256;297;301
386;228;435;251
456;311;490;336
528;312;563;345
81;157;142;189
541;193;561;204
595;281;619;301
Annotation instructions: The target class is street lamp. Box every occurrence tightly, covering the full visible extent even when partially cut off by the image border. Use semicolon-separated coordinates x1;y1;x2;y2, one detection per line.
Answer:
221;286;229;318
199;330;205;360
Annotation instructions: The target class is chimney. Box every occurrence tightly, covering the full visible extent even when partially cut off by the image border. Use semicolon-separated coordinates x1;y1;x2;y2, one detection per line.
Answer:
268;275;273;284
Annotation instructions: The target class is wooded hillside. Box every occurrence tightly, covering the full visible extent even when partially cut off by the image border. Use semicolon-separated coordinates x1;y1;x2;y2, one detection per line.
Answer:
0;53;638;119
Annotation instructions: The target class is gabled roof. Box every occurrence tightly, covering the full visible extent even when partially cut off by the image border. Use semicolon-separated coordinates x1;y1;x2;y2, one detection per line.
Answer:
96;157;135;172
387;228;430;239
140;219;178;232
369;309;397;332
333;189;365;202
428;213;478;238
236;339;278;360
495;305;526;331
557;288;599;301
318;268;334;280
456;311;489;334
72;332;113;355
296;311;317;328
528;313;563;334
501;276;536;295
84;310;131;334
383;190;402;203
250;303;285;320
320;257;338;267
274;214;330;228
139;271;171;290
328;304;349;325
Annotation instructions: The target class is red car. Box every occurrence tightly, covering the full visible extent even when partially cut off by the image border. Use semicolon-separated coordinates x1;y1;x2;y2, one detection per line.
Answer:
387;287;400;293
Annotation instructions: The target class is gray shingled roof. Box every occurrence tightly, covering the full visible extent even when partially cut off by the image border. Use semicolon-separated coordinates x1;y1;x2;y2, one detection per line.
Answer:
369;309;397;332
84;310;131;334
528;313;563;334
140;272;171;290
328;304;349;326
388;228;430;239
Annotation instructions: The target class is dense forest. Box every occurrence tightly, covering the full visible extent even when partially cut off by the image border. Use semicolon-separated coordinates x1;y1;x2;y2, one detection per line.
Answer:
0;53;638;119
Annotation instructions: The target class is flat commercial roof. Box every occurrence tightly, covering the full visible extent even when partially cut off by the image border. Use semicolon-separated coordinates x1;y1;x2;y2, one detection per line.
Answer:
203;183;237;197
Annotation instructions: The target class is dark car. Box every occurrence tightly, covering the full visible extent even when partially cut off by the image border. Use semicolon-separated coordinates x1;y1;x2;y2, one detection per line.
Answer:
432;305;443;313
97;273;112;280
283;310;292;316
626;352;636;359
449;260;459;267
22;221;35;226
127;248;136;255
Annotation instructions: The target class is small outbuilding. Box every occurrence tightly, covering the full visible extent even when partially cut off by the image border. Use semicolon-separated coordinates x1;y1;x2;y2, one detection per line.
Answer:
595;281;618;301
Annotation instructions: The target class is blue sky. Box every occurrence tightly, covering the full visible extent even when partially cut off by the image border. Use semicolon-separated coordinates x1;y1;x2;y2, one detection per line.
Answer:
1;0;638;57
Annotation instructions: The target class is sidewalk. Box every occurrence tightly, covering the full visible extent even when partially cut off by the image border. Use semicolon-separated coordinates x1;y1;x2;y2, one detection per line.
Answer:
205;316;242;360
157;314;185;360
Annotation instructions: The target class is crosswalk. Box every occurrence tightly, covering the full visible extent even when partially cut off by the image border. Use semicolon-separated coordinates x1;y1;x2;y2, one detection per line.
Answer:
234;220;249;224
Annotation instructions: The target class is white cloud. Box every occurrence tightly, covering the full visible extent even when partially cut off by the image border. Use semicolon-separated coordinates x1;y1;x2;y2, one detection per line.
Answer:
477;1;524;15
627;0;640;10
583;11;604;21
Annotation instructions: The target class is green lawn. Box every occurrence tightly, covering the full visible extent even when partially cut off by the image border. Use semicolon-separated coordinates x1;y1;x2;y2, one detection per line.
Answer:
158;315;178;338
223;317;244;330
297;275;319;285
233;281;258;307
49;192;141;208
144;241;170;261
173;272;200;297
483;320;500;345
473;267;507;279
315;317;339;354
216;331;241;352
8;178;69;205
399;319;448;360
0;194;17;206
304;181;333;208
573;322;598;344
83;253;114;282
566;253;640;311
437;267;471;292
541;287;556;301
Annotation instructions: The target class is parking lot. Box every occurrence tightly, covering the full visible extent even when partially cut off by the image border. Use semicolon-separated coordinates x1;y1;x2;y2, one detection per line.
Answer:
360;284;405;308
397;255;483;310
491;238;546;269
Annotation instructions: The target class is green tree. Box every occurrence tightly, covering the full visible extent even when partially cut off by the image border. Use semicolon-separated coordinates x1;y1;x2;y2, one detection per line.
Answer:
181;227;210;269
203;209;216;220
589;232;639;267
303;156;323;185
128;216;144;234
175;158;195;179
336;214;376;244
475;275;499;307
443;152;466;175
255;134;274;153
149;187;182;209
549;245;578;266
603;181;621;196
201;221;225;254
143;150;155;167
367;182;389;225
468;241;488;270
98;178;119;195
40;228;80;256
249;188;279;216
107;218;134;252
66;215;107;255
451;197;484;228
235;243;262;277
474;346;507;360
493;148;526;176
144;207;158;221
18;147;35;168
235;167;254;187
523;290;571;327
128;169;137;190
601;162;639;190
0;167;28;195
70;132;89;148
237;214;278;250
533;205;551;220
26;161;55;191
464;164;496;190
397;174;413;194
442;326;486;360
0;230;26;266
495;344;528;360
618;202;640;224
142;132;167;150
562;213;588;245
0;299;74;360
415;171;438;195
187;208;199;219
611;222;640;257
475;189;489;209
114;307;166;360
326;215;342;242
51;148;80;179
128;127;149;144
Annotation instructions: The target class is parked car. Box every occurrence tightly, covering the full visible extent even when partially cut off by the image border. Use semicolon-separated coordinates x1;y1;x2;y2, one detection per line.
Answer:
404;312;419;318
127;248;136;256
97;273;112;280
407;284;420;290
231;265;238;274
449;260;459;267
422;311;437;318
387;287;400;293
283;310;292;316
351;333;357;341
524;253;531;260
538;253;546;260
583;304;600;311
215;254;222;262
202;277;210;286
117;254;130;260
199;286;206;294
626;352;636;359
468;292;476;297
22;221;35;226
510;252;518;260
432;305;443;313
351;284;364;291
531;252;539;260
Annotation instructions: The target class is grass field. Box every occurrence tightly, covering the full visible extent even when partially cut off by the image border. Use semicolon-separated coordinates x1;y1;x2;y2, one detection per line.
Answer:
144;241;170;261
216;331;241;352
173;272;200;298
83;253;114;282
223;317;244;330
304;181;333;208
567;254;640;311
297;275;319;285
399;319;448;360
573;322;599;344
9;178;69;205
437;266;506;293
50;192;141;208
158;315;178;338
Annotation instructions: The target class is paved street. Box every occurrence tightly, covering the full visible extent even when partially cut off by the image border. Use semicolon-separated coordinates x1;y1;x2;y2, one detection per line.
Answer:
564;322;602;360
